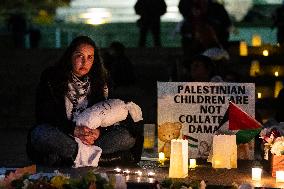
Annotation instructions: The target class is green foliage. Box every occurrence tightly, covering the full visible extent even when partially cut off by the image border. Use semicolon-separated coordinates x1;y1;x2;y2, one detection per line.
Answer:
0;0;70;16
63;171;113;189
160;178;200;189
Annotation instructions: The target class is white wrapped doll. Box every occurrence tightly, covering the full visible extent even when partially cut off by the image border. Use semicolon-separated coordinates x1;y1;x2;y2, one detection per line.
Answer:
73;99;143;167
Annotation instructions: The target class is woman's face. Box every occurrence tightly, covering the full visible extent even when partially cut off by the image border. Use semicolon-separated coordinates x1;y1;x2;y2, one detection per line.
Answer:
71;43;95;77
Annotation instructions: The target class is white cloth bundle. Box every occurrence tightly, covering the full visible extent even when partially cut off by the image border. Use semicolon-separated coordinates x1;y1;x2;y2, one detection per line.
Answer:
74;99;143;129
73;138;102;168
73;99;143;168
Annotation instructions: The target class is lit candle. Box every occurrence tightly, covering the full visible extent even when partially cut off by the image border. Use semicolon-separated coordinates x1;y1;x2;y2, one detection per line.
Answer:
137;177;141;182
148;178;155;183
257;92;262;99
114;168;121;173
252;34;261;47
275;81;283;98
123;169;130;174
135;170;142;176
143;124;155;149
276;171;284;182
239;41;248;56
169;139;188;178
275;71;279;77
249;60;260;77
159;152;165;165
252;168;262;181
212;135;237;169
125;175;130;181
189;159;197;169
262;50;269;56
147;171;155;177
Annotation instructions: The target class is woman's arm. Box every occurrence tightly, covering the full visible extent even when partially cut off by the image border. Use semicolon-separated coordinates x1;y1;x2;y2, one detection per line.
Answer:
35;67;75;135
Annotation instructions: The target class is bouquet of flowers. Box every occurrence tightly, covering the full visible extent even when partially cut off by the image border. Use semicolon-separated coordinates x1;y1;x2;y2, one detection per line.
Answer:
0;166;114;189
270;136;284;156
259;127;282;159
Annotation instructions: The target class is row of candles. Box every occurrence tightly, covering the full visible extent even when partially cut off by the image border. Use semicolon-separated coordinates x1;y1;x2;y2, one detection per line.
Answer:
113;168;156;183
158;152;197;169
113;167;155;177
252;168;284;183
113;157;284;184
240;41;271;57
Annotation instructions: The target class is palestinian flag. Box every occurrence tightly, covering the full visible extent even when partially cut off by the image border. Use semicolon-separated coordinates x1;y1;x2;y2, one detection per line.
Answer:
218;101;262;144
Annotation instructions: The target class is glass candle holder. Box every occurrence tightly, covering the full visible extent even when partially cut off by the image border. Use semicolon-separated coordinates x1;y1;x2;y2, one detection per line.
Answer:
252;167;262;181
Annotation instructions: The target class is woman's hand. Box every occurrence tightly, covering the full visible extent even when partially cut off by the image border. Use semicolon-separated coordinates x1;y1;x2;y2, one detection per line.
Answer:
74;126;100;145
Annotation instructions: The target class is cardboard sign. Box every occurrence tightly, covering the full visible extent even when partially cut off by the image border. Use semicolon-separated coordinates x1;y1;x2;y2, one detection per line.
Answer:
157;82;255;159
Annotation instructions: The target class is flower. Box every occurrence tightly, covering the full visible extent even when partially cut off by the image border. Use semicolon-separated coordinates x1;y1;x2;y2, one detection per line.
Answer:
271;136;284;156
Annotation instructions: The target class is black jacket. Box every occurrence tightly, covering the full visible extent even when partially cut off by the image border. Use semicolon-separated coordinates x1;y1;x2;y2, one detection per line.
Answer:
27;66;144;166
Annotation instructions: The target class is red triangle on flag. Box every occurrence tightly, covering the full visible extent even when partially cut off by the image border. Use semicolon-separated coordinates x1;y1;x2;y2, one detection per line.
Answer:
229;101;262;130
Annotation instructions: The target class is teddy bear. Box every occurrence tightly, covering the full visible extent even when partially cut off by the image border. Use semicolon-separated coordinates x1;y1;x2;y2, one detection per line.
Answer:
158;122;182;158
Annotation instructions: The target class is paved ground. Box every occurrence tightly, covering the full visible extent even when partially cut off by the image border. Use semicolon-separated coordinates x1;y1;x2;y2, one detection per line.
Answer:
0;129;30;167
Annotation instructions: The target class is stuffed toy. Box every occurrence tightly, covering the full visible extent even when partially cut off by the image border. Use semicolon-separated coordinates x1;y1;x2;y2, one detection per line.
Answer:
158;122;182;158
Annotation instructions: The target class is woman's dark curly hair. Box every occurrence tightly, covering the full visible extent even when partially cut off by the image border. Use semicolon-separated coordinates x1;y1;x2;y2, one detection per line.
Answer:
56;35;109;102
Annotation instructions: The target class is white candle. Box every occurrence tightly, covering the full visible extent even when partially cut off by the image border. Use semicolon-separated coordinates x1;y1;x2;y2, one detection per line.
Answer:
189;159;197;169
114;168;121;173
276;171;284;182
137;177;141;182
147;171;155;177
252;168;262;181
159;152;165;164
123;169;130;174
169;139;188;178
125;175;130;181
148;178;155;183
212;135;237;169
135;170;142;176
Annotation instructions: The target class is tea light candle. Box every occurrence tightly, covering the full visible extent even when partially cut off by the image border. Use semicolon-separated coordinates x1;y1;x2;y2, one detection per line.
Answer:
159;152;165;164
276;171;284;182
147;171;155;177
125;175;130;181
137;177;141;182
148;178;155;183
123;169;130;174
252;34;261;47
239;41;248;56
263;50;269;56
135;170;143;176
257;92;262;99
189;159;197;169
252;168;262;181
114;168;121;173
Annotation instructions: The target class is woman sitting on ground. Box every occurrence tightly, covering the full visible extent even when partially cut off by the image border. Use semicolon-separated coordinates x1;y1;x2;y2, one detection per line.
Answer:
26;36;144;166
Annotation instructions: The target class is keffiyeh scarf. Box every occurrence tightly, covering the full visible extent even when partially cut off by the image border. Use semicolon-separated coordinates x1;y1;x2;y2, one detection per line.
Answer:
65;73;90;120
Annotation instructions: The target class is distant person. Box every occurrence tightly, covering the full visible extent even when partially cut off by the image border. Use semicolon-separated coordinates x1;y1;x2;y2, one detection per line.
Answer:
187;54;222;82
7;12;27;48
272;2;284;45
134;0;167;47
178;0;208;56
103;41;136;87
207;0;232;49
